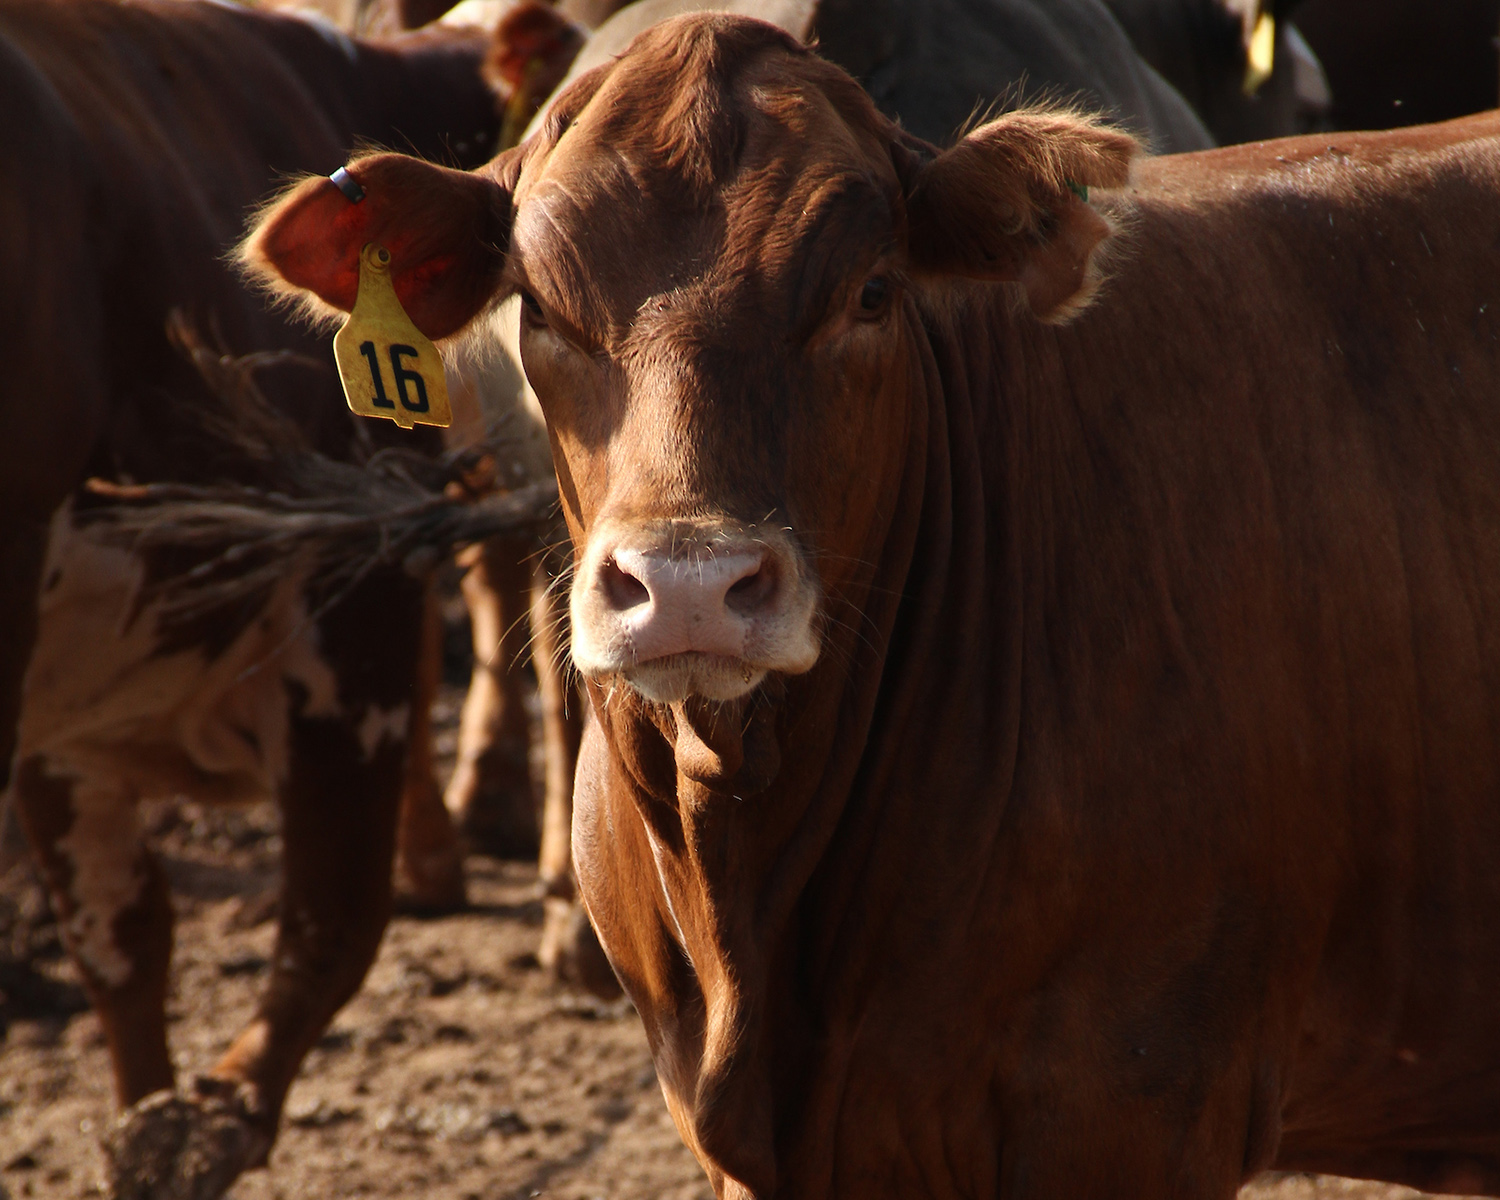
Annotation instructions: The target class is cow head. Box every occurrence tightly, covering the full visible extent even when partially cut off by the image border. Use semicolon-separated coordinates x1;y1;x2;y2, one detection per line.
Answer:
244;12;1135;761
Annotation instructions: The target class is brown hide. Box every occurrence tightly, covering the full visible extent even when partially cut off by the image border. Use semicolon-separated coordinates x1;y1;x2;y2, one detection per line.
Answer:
0;0;501;517
565;96;1500;1197
243;14;1500;1199
446;536;544;857
438;0;1215;993
1;2;501;1193
394;582;467;910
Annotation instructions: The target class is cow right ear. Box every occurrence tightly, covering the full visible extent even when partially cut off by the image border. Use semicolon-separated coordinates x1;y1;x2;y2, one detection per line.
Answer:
240;150;519;341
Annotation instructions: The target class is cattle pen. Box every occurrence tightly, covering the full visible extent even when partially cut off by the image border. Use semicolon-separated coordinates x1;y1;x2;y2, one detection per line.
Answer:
3;0;1500;1194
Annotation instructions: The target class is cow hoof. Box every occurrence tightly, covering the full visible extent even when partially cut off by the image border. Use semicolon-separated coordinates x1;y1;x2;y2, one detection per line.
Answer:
539;897;623;1001
102;1081;268;1200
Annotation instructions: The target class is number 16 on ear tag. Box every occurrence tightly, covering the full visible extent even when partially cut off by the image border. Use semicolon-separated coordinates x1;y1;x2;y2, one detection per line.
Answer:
333;243;451;429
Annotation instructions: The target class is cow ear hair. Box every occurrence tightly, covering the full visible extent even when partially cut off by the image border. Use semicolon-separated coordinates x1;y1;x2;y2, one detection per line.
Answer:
895;111;1139;322
239;149;521;341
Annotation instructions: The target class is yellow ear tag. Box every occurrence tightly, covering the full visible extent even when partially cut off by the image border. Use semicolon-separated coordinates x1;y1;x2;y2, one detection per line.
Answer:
332;243;451;429
1243;11;1275;96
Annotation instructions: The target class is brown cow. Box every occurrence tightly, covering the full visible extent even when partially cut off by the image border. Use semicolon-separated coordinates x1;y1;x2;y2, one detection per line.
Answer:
251;14;1500;1197
449;0;1223;990
440;0;1314;977
0;1;511;1195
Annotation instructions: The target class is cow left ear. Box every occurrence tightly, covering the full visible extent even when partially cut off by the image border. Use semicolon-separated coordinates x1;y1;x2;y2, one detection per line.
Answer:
896;111;1139;322
240;149;521;341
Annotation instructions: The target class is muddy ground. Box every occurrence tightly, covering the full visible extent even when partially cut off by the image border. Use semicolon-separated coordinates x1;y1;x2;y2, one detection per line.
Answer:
0;613;1470;1200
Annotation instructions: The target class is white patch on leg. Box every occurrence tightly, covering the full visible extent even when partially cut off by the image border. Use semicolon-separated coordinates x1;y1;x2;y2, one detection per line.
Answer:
18;503;344;802
51;768;143;988
357;703;409;761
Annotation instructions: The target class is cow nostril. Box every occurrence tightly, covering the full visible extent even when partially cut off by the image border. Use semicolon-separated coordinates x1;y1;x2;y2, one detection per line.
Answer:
601;557;650;611
725;561;778;614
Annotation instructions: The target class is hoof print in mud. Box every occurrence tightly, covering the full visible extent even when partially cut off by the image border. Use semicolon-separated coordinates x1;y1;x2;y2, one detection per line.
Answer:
102;1082;268;1200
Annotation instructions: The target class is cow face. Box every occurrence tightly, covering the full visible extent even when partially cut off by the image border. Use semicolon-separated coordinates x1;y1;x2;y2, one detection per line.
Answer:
244;13;1135;711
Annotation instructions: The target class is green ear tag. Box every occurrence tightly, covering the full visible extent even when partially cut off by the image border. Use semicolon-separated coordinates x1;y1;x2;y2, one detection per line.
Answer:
333;243;451;429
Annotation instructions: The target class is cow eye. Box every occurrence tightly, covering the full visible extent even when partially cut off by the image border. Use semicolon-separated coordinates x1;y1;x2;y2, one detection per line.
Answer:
519;289;545;323
857;276;890;317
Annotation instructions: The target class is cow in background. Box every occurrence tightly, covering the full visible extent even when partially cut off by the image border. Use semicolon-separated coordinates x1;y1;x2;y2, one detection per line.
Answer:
1108;0;1500;143
248;13;1500;1195
552;0;1499;138
501;0;1216;150
252;0;609;983
1101;0;1331;143
0;1;519;1194
437;0;585;872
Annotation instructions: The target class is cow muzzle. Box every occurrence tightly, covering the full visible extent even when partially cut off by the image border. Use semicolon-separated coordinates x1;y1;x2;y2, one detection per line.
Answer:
570;518;820;703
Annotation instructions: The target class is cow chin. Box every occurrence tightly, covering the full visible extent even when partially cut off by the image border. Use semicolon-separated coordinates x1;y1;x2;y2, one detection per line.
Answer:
621;653;767;704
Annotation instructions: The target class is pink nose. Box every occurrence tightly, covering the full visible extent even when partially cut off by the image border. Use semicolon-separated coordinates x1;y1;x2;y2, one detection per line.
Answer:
598;544;780;662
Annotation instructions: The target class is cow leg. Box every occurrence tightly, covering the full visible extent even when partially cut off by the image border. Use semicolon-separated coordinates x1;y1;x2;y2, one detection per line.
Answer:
9;754;174;1104
530;562;621;999
0;519;48;792
0;73;111;792
393;579;467;912
444;535;539;858
103;579;421;1200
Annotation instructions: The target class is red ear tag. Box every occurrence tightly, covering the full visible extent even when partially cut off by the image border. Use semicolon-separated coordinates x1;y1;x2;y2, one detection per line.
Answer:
332;243;452;430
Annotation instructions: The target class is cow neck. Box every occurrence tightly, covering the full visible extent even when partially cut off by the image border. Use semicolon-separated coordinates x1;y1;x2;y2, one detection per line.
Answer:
586;291;1029;1196
769;290;1031;1193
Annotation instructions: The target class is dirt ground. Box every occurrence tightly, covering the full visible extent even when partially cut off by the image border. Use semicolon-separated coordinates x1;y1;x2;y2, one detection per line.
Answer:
0;645;1473;1200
